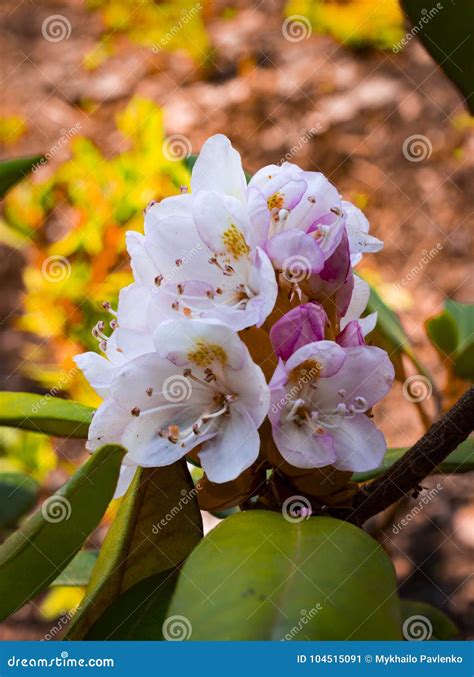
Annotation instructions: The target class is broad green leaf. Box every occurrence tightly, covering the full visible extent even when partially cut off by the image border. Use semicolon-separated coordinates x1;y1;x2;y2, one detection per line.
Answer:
0;156;43;198
0;392;94;438
84;569;179;640
67;460;202;639
401;1;474;115
0;473;38;530
400;599;458;640
0;444;125;621
168;511;402;640
51;550;99;587
352;438;474;482
426;301;474;380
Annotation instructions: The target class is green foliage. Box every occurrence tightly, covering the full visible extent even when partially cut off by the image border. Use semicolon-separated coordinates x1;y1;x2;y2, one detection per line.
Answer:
426;301;474;381
0;156;42;198
0;392;94;438
400;599;458;640
0;473;38;530
67;460;202;639
0;444;125;621
352;438;474;482
168;511;402;640
51;550;99;587
401;1;474;114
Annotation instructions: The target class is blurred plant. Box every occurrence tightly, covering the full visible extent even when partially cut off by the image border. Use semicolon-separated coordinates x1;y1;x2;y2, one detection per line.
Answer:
84;0;210;69
285;0;404;50
0;115;27;146
2;97;190;404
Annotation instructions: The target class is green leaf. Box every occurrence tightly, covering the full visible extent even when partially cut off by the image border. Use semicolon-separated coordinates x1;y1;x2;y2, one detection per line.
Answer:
0;392;95;438
0;156;43;198
67;460;202;639
400;599;458;640
353;438;474;482
401;1;474;115
168;511;402;640
51;550;99;587
426;301;474;380
0;444;125;621
0;473;38;530
84;569;179;640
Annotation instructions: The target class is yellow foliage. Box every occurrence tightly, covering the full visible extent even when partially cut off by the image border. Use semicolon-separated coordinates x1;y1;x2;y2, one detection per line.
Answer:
0;428;56;481
286;0;404;50
3;97;190;403
0;115;27;145
39;586;85;621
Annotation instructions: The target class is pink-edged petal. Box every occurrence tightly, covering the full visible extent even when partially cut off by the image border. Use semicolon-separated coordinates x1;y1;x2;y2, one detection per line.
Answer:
322;345;394;409
286;170;340;233
336;320;365;347
330;414;387;472
271;422;336;469
285;340;346;379
270;303;327;360
198;406;260;483
266;229;325;276
357;312;378;336
193;190;254;253
247;247;277;327
73;352;114;399
191;134;247;203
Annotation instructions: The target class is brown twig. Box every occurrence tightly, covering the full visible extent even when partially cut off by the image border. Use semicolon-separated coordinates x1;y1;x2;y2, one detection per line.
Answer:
348;386;474;526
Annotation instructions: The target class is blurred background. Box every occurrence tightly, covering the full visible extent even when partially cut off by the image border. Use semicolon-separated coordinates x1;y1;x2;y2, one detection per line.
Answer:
0;0;472;639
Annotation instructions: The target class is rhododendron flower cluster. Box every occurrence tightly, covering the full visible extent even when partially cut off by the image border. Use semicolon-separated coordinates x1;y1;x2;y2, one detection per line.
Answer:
75;135;394;497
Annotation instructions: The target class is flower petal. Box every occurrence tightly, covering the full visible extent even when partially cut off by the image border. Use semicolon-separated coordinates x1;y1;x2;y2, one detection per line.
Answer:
73;352;115;398
330;414;387;472
271;422;336;469
191;134;247;203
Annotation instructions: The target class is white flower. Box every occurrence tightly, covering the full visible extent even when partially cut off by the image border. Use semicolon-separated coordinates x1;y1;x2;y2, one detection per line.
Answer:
126;136;277;332
340;275;378;337
76;318;270;486
342;200;383;266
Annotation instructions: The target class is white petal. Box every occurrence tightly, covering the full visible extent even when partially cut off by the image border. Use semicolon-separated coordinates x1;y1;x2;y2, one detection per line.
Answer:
342;200;383;265
272;423;336;469
193;190;254;252
153;319;246;370
73;352;114;398
191;135;247;203
198;406;260;483
126;232;157;285
285;340;346;379
330;415;387;472
114;464;138;498
340;275;370;329
86;399;130;451
358;312;378;336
